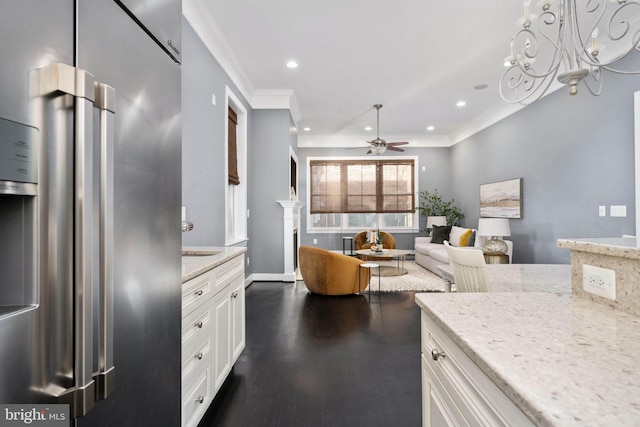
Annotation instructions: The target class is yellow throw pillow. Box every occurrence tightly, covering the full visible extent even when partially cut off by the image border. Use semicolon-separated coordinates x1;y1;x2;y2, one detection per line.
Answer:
459;229;473;247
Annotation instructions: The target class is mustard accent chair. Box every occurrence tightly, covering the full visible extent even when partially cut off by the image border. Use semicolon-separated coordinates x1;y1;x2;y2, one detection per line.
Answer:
354;231;397;261
299;246;371;295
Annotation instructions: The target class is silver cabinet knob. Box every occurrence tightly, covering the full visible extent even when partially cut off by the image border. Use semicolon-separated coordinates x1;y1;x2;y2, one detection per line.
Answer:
231;291;238;298
194;290;203;296
195;396;204;404
194;321;203;328
431;348;446;361
195;352;203;360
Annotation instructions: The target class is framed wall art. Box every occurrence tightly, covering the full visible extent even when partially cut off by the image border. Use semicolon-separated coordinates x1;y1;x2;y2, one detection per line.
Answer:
480;178;522;218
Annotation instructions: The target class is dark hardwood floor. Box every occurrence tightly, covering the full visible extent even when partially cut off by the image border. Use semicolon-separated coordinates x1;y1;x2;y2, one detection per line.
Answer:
198;281;422;427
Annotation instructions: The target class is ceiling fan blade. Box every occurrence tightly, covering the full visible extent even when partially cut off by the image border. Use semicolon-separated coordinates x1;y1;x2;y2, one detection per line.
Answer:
387;146;405;152
346;146;371;150
387;141;409;146
366;149;373;155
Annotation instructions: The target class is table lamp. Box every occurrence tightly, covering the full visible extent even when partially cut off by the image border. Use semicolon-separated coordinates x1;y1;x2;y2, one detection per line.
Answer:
477;218;511;255
426;216;447;232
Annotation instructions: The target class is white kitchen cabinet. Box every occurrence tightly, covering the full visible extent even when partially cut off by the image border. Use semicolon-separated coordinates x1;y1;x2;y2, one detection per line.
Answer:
212;268;245;393
181;253;246;427
421;312;535;427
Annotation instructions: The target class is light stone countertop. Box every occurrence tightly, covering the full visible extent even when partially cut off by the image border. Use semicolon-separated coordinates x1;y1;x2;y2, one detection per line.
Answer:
438;264;572;294
181;246;247;283
415;291;640;426
557;237;640;260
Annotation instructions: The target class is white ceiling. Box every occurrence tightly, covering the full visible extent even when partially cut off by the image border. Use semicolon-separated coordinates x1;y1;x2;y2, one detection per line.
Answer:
187;0;534;147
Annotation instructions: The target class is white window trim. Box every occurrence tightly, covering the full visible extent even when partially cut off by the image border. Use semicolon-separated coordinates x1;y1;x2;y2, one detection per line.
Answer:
305;155;420;234
225;86;248;246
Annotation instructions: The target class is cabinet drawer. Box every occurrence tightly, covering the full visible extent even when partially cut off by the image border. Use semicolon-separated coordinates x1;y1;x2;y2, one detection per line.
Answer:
213;254;243;293
421;312;534;427
182;334;211;381
182;269;213;313
422;353;467;427
182;366;211;427
182;301;212;361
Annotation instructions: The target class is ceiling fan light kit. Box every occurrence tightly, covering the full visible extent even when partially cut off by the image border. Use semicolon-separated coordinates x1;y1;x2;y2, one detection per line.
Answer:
361;104;409;155
500;0;640;104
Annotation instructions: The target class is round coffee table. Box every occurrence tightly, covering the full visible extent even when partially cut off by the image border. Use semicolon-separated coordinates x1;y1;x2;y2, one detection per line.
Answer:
355;249;411;276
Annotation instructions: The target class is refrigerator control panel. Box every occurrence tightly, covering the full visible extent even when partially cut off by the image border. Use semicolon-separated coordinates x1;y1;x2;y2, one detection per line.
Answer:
0;117;38;186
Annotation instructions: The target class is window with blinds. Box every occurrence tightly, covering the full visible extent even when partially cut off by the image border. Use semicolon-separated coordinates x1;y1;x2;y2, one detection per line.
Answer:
228;107;240;185
310;159;414;214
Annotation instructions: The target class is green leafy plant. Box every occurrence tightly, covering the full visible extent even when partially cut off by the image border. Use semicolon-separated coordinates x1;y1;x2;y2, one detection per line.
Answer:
417;189;464;232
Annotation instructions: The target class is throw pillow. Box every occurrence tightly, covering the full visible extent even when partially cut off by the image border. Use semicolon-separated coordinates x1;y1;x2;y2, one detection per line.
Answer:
431;225;452;244
448;226;467;247
467;230;476;247
459;229;473;247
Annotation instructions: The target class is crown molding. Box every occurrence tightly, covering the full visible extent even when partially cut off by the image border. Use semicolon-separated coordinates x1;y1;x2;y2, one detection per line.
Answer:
183;0;256;105
298;134;451;149
252;90;302;125
184;0;300;124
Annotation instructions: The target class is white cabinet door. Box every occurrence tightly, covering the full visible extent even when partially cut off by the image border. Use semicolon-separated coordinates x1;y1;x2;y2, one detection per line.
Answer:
230;276;245;361
212;289;232;392
422;353;465;427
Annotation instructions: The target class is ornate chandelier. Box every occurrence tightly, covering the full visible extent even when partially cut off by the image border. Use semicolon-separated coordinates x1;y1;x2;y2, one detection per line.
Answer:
500;0;640;104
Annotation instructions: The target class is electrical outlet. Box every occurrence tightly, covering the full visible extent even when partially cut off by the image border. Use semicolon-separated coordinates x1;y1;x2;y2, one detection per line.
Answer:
582;264;616;300
599;206;606;217
246;257;250;266
313;239;318;245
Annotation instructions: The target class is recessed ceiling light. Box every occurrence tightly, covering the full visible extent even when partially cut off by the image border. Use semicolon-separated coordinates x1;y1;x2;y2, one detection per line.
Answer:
427;126;435;131
303;127;311;132
456;100;467;107
286;60;298;69
474;84;488;90
364;126;372;131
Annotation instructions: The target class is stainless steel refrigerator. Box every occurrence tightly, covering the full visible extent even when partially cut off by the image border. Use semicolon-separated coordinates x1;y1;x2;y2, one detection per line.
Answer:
0;1;182;425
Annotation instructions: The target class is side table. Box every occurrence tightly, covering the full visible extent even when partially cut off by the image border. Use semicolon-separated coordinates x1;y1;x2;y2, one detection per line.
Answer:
357;262;380;299
484;253;509;264
342;236;354;256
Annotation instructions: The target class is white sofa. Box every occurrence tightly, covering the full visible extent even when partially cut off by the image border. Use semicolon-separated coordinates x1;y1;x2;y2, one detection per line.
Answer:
414;226;513;275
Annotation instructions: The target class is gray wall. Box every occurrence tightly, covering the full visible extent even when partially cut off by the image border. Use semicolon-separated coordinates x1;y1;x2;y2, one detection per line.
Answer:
451;61;640;263
183;16;639;275
296;147;453;251
249;109;298;274
181;19;251;250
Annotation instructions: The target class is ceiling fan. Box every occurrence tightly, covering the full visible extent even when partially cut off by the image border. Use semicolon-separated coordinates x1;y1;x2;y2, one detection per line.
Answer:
363;104;409;155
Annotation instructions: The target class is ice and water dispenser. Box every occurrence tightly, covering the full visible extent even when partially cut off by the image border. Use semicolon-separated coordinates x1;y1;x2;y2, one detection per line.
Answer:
0;117;38;316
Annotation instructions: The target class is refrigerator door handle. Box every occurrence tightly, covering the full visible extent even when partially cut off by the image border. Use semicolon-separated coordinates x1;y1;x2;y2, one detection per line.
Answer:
94;81;116;400
32;63;97;418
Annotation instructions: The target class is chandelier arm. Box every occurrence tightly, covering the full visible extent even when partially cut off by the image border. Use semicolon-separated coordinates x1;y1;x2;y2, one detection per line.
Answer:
501;0;640;103
581;69;603;96
572;0;607;65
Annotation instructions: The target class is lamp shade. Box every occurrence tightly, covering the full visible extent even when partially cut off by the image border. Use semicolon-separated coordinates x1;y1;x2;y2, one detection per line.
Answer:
426;216;447;229
477;218;511;237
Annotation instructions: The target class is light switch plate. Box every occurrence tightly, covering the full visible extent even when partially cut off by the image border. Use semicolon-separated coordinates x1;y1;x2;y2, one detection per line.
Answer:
610;205;626;217
599;206;606;217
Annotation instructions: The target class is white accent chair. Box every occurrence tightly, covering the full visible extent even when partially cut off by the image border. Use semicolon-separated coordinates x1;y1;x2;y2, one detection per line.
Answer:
443;241;490;292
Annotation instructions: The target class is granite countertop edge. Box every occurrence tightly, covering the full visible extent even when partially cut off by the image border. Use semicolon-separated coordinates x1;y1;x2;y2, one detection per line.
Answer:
415;294;552;426
557;237;640;260
415;292;640;427
181;246;247;283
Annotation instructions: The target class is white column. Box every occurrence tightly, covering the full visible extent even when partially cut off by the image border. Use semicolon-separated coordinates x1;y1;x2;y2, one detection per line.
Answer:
277;200;304;282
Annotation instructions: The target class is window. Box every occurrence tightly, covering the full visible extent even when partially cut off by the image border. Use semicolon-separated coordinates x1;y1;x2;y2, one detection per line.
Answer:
228;107;240;185
310;159;414;213
308;157;418;232
225;87;247;246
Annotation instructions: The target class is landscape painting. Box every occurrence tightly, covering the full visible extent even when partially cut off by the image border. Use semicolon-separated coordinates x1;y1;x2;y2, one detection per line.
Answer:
480;178;522;218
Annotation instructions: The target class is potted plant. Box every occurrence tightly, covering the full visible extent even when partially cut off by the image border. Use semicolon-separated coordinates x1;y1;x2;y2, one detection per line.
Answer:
417;189;464;232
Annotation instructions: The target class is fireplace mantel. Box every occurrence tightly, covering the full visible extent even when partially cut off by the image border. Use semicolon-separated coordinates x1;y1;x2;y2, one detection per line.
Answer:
277;200;304;282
